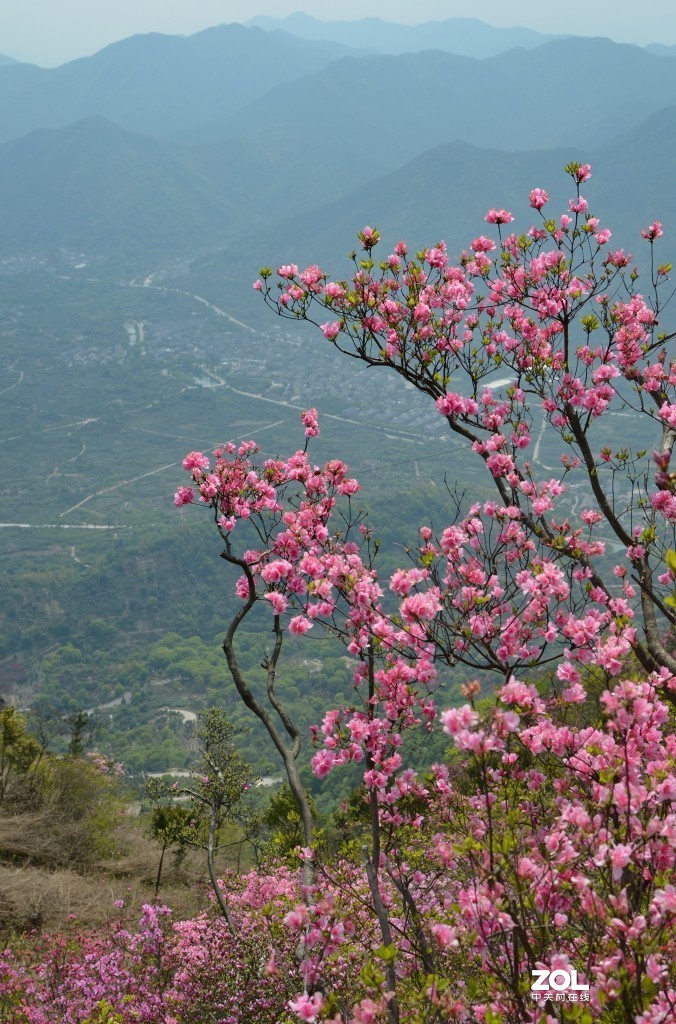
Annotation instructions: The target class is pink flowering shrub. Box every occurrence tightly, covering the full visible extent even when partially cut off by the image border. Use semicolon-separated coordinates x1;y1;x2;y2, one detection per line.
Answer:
256;162;676;687
169;404;675;1021
251;164;676;1022
170;163;676;1022
3;164;674;1024
0;904;175;1023
166;869;301;1024
420;673;676;1020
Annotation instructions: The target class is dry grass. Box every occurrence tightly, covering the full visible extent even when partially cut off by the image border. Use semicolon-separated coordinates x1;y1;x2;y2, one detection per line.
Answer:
0;814;220;935
0;860;209;935
0;811;69;865
0;864;123;932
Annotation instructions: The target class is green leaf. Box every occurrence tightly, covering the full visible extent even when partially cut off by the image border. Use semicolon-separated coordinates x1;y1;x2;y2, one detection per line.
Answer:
580;314;599;332
375;943;397;963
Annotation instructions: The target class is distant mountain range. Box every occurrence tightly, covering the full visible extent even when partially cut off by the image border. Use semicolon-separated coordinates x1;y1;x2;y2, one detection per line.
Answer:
0;22;675;267
182;104;676;322
248;14;676;61
247;13;565;56
0;24;365;144
256;110;676;259
216;36;676;160
645;43;676;56
0;117;243;259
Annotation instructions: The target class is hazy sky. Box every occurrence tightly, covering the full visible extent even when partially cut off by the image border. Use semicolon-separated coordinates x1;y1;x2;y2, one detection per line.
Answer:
3;1;676;66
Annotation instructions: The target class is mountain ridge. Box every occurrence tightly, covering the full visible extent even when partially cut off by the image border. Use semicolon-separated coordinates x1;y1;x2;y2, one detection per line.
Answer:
246;13;566;57
0;116;252;262
0;24;367;145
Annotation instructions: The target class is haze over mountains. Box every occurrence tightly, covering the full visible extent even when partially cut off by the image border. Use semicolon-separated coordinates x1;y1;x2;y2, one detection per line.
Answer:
0;17;674;272
0;25;366;143
246;13;566;56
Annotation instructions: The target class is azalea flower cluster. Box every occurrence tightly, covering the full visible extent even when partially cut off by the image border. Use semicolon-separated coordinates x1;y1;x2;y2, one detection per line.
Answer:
175;431;368;632
172;407;676;1021
427;672;676;1021
0;875;303;1024
256;162;676;686
175;418;442;800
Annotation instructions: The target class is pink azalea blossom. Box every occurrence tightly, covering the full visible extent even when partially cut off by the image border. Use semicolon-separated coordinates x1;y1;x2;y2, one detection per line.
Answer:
430;923;459;947
289;615;313;635
641;221;663;241
529;188;550;210
321;321;341;340
301;408;320;436
485;208;514;225
277;263;298;278
173;486;194;506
